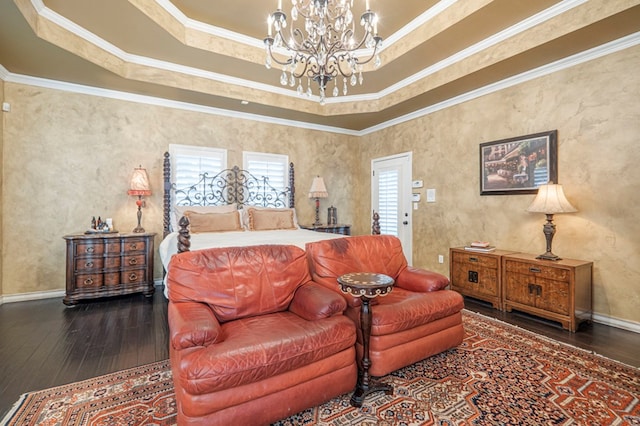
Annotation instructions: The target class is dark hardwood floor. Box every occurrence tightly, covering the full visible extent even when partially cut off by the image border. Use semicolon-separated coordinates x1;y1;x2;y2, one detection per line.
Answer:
0;288;638;419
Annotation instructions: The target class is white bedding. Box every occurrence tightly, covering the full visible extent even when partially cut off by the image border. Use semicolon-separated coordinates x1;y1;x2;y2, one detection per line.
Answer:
159;229;346;298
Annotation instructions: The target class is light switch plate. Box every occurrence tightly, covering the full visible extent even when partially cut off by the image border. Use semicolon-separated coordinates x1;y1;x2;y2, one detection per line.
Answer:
426;188;436;202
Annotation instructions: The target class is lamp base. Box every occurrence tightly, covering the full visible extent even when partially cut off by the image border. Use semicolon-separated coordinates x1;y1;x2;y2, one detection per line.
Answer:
536;252;562;261
132;226;146;233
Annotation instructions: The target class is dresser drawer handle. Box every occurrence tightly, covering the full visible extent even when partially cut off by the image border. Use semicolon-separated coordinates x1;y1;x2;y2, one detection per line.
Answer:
129;273;138;281
85;261;94;268
469;257;479;262
85;247;95;254
129;258;138;265
84;278;94;286
129;243;138;250
529;267;541;273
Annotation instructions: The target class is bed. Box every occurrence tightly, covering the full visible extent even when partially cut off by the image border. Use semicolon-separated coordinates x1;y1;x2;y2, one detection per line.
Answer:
159;151;349;296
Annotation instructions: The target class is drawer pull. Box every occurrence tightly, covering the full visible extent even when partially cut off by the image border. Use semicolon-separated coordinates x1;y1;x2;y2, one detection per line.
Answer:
84;278;94;286
129;243;138;250
85;261;94;268
129;273;138;281
469;257;479;262
129;258;138;265
85;247;95;254
529;267;541;273
528;283;542;296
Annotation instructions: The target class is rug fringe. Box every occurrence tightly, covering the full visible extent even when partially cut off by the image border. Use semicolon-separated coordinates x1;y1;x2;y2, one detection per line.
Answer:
1;392;28;426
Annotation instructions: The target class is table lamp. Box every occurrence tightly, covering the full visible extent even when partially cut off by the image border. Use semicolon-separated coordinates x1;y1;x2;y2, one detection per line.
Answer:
128;166;151;233
527;183;576;261
308;176;328;227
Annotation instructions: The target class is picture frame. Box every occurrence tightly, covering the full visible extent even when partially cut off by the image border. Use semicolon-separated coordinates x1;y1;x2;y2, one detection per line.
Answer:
480;130;558;195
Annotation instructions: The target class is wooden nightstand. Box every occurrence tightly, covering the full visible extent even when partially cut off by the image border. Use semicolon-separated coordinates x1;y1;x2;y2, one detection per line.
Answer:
300;224;351;235
63;232;156;305
449;247;517;310
502;253;592;332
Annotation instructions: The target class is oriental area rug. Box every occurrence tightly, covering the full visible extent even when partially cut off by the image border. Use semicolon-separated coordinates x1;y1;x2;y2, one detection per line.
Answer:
3;311;639;426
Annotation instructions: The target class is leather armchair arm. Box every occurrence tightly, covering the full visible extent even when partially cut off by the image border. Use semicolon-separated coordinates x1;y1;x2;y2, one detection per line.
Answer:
289;282;348;320
396;266;450;292
169;301;223;350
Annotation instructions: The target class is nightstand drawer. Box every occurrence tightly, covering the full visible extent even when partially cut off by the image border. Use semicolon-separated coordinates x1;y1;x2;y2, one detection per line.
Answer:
75;242;104;256
504;259;569;282
452;251;499;268
75;258;104;271
121;269;146;284
75;274;103;288
123;239;146;253
123;254;146;268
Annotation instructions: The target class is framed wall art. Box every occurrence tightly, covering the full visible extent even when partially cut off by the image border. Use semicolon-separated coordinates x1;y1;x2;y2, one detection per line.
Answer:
480;130;558;195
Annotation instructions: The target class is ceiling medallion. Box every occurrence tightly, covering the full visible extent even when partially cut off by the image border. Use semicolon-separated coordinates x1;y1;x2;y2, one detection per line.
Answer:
264;0;382;105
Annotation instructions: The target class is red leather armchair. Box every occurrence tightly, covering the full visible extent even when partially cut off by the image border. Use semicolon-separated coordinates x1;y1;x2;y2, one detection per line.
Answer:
306;235;464;377
167;244;357;425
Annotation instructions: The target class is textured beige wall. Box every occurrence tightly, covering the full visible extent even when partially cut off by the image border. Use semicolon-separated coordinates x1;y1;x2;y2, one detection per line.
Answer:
357;45;640;324
0;84;357;294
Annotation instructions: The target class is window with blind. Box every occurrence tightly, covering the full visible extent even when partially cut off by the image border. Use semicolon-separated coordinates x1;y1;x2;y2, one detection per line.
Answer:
169;144;227;204
243;151;290;207
377;168;399;236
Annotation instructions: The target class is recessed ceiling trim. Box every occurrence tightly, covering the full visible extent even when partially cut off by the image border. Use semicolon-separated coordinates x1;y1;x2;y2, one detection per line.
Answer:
364;31;640;135
381;0;588;97
25;0;587;109
154;0;263;48
382;0;458;48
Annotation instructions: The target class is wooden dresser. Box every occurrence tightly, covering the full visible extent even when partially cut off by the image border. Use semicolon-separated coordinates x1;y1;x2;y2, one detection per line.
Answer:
449;247;516;310
502;253;592;332
63;232;156;305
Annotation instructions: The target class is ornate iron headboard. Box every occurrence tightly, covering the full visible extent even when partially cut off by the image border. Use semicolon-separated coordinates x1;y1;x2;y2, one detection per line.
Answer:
162;152;295;237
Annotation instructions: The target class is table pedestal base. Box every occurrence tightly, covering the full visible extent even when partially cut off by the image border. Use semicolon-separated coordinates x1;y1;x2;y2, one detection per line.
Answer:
350;379;393;407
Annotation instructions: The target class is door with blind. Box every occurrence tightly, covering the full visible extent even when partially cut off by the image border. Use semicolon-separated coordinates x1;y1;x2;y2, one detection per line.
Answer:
371;152;412;265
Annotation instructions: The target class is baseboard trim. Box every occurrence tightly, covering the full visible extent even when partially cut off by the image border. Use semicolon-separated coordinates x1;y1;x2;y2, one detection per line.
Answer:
592;313;640;334
0;289;66;305
0;280;165;306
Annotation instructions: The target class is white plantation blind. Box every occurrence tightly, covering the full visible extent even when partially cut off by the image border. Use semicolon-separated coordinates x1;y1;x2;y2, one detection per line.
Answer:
377;168;399;236
169;144;227;191
243;151;289;206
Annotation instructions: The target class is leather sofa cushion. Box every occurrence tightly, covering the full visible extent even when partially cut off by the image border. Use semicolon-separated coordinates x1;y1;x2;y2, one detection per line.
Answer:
167;245;311;322
348;288;465;336
307;235;408;280
176;311;356;396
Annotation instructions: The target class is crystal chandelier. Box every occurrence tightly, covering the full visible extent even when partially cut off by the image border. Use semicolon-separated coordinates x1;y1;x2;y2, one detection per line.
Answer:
264;0;382;104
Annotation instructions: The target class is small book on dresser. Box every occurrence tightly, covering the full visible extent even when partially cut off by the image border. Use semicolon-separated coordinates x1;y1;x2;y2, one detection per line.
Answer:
464;245;496;252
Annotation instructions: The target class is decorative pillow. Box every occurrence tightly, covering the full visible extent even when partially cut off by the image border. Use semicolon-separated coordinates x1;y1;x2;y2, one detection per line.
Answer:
172;204;237;231
241;206;299;230
183;210;243;233
247;207;297;231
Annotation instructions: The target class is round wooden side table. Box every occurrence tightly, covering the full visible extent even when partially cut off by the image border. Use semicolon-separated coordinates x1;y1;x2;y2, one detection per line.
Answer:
337;272;395;407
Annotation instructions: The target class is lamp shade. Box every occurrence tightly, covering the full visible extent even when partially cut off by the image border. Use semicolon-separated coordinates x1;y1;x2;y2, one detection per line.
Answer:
128;166;151;196
308;176;328;199
527;183;576;214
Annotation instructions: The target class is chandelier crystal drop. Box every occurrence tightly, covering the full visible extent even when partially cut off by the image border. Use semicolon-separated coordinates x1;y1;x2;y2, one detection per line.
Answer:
264;0;383;104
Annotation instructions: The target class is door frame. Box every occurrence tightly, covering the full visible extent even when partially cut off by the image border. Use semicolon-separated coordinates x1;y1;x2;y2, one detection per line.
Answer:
371;152;413;265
